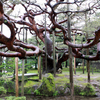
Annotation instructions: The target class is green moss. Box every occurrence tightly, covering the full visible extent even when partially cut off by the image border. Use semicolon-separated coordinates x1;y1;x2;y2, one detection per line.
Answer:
95;77;100;81
62;68;69;72
5;96;26;100
27;70;38;74
42;73;55;92
23;87;35;94
56;74;65;77
80;83;96;96
34;90;41;95
81;83;88;86
35;73;56;96
24;81;39;87
55;77;69;84
53;91;58;97
29;76;39;79
77;77;86;81
74;85;83;95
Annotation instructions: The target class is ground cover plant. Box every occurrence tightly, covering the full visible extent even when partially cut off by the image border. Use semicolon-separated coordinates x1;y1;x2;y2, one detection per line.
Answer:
0;66;99;99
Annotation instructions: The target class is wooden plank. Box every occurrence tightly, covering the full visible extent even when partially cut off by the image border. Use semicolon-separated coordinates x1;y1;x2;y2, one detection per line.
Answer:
7;73;38;78
18;73;38;77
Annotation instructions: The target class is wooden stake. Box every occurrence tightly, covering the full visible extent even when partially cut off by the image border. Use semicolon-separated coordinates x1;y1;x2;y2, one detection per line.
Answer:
67;0;74;99
15;57;19;97
87;60;90;83
38;43;39;73
45;12;47;73
73;35;76;74
53;31;56;77
82;50;85;74
39;55;42;79
21;59;25;96
85;12;90;83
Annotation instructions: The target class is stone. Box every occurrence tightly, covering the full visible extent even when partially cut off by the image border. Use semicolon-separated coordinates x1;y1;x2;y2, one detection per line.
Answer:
32;85;38;90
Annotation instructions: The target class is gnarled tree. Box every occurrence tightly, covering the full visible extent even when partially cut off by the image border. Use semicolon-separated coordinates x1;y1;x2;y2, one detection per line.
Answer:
0;0;100;73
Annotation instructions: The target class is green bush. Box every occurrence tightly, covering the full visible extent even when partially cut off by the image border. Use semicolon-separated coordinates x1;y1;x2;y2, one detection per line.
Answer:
34;90;41;95
53;91;58;97
4;80;15;93
34;73;56;96
5;96;26;100
80;83;96;96
0;78;5;86
41;73;55;92
74;85;83;95
24;87;34;94
0;86;7;95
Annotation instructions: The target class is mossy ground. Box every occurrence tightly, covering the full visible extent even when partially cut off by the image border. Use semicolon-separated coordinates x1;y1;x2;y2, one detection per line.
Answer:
23;67;100;96
0;66;100;98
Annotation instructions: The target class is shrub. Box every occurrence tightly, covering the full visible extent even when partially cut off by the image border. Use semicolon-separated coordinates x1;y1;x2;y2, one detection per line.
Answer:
74;85;83;95
24;87;34;94
53;91;58;97
80;83;96;96
0;86;7;95
4;80;15;93
34;73;56;96
0;78;5;86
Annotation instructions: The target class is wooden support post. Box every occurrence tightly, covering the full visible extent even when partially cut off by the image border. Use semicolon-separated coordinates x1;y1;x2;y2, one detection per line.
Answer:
25;28;27;73
82;50;85;74
38;43;39;73
37;40;41;77
67;0;74;99
87;60;90;83
56;53;58;62
53;31;56;77
83;59;85;74
45;12;47;73
15;57;19;97
74;57;76;74
21;59;25;96
85;12;90;83
1;24;3;33
73;35;76;74
39;55;42;79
